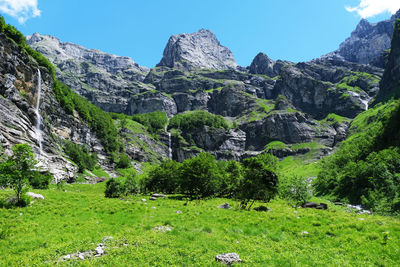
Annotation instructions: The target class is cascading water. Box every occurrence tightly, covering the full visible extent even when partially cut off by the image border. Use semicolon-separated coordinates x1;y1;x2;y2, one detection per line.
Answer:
168;132;173;159
35;69;43;155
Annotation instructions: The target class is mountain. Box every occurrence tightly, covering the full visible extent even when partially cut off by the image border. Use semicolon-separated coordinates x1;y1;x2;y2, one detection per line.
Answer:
156;29;237;71
322;10;400;67
24;27;387;164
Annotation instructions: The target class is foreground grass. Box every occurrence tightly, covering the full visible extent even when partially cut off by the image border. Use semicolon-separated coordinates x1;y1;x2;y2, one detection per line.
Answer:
0;184;399;266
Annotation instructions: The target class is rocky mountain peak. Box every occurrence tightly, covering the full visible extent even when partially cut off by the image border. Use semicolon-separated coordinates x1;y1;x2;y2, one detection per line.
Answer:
321;9;400;67
156;29;237;71
249;52;276;76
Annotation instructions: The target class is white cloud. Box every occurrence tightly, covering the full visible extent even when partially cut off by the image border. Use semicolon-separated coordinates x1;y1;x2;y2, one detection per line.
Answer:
0;0;41;24
345;0;400;18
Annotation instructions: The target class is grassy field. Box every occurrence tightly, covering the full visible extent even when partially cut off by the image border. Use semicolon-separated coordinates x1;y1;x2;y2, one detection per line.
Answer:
0;183;399;266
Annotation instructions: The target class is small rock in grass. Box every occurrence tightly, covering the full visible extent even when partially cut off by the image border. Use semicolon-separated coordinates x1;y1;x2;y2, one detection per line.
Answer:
215;253;242;265
152;193;166;198
154;226;172;232
301;202;318;208
95;246;104;255
300;231;309;235
218;203;231;209
293;211;298;214
26;192;44;199
176;210;182;214
150;197;157;201
151;206;156;209
19;212;23;216
141;199;147;202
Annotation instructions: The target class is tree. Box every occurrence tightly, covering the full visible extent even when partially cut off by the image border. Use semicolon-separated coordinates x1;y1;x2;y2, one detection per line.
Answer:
279;175;311;206
0;144;38;205
145;159;181;194
180;153;220;200
237;153;279;210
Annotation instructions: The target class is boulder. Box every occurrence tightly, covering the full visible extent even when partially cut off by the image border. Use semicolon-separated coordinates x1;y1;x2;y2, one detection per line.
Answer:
301;202;318;208
215;253;242;265
26;192;44;199
218;203;232;209
152;193;166;198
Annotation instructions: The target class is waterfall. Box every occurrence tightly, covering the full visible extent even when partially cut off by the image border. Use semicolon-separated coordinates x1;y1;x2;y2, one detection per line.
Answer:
35;69;43;155
168;132;173;159
361;98;370;111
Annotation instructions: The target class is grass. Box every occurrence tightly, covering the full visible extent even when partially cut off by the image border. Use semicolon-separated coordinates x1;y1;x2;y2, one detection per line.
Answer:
277;156;321;178
91;167;110;179
0;184;399;266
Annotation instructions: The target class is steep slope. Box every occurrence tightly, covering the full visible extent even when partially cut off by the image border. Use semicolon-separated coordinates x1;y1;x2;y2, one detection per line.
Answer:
322;10;400;67
156;29;237;71
375;19;400;103
315;20;400;213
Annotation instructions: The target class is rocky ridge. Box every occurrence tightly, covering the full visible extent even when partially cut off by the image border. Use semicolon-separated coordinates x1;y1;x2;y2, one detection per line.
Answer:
25;27;387;163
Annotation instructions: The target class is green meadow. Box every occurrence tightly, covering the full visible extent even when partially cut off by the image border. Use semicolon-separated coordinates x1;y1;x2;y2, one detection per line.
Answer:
0;183;399;266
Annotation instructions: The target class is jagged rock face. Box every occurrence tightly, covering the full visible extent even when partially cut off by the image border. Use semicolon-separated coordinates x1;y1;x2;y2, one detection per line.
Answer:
241;111;338;151
126;92;177;117
0;33;107;181
322;10;400;67
207;84;258;117
249;53;276;77
249;53;290;77
27;33;152;114
272;60;382;119
157;29;237;71
172;126;246;162
375;19;400;103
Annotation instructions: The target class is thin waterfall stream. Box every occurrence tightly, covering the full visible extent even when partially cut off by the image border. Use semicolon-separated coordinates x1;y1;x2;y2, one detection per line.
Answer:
168;131;173;159
35;68;43;155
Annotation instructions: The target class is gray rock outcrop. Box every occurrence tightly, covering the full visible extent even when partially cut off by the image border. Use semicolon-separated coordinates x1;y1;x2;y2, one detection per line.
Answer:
157;29;237;71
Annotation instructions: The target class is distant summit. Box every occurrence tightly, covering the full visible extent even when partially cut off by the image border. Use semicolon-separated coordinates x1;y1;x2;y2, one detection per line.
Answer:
157;29;237;71
321;9;400;67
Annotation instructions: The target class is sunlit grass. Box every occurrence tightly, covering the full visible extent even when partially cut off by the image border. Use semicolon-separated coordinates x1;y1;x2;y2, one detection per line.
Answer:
0;184;399;266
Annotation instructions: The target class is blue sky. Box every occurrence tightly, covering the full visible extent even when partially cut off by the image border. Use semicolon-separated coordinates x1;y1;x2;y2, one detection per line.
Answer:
0;0;398;68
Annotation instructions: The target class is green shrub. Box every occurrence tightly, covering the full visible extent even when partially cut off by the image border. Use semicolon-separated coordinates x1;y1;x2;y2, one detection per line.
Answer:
144;160;181;194
116;154;131;169
63;141;97;173
29;171;52;189
131;111;168;134
105;178;124;198
279;175;311;205
124;175;139;195
169;110;228;132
